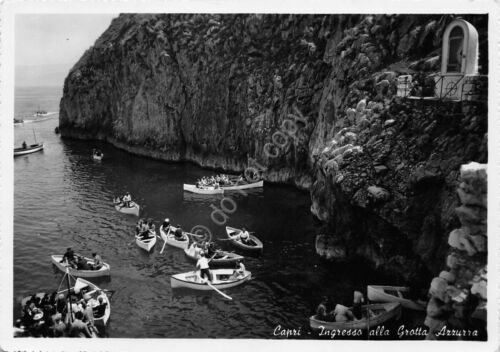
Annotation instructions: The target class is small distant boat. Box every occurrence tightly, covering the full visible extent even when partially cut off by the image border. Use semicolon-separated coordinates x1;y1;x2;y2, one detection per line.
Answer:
93;153;103;161
222;180;263;191
51;254;111;278
160;225;189;250
135;231;157;252
367;285;426;311
34;109;49;117
14;142;44;157
184;245;244;267
14;118;24;126
309;302;402;330
183;184;224;195
171;268;251;290
113;200;140;216
225;226;263;252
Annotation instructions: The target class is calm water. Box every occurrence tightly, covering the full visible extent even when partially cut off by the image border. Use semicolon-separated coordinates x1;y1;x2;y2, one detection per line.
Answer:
13;87;423;339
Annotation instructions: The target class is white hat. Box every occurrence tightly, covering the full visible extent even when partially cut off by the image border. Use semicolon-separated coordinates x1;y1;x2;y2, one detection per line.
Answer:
165;218;170;222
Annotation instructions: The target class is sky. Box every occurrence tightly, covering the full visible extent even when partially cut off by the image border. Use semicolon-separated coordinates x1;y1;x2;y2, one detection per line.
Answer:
15;14;117;86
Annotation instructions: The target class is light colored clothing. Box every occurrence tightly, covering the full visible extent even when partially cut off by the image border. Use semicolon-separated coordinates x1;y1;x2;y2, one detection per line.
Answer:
333;304;352;322
353;291;365;304
69;318;92;338
240;231;250;240
197;257;209;270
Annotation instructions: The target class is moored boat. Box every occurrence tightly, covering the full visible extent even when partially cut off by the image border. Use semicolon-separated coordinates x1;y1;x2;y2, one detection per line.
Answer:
171;268;251;290
51;254;111;278
184;245;244;266
221;180;263;191
14;142;44;156
225;226;263;251
160;225;189;250
135;231;156;252
113;200;140;216
367;285;426;311
309;302;402;330
183;184;224;195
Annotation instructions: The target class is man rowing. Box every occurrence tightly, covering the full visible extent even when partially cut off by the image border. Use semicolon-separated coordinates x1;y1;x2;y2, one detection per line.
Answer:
60;248;77;269
174;225;184;240
161;218;171;233
122;192;132;207
91;253;103;270
232;228;251;244
196;252;213;283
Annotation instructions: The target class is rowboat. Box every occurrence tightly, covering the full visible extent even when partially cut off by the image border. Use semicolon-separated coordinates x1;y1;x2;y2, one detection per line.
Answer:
222;180;263;191
114;200;140;216
309;302;402;330
225;226;263;251
160;225;189;250
367;285;426;311
184;245;244;266
74;278;111;326
183;184;224;195
51;255;110;278
14;143;44;156
171;268;251;290
136;231;156;252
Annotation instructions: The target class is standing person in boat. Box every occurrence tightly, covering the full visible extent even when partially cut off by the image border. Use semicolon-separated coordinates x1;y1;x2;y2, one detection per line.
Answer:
122;192;132;207
61;248;77;268
22;141;27;149
68;311;92;338
91;252;103;270
352;290;365;320
196;252;213;283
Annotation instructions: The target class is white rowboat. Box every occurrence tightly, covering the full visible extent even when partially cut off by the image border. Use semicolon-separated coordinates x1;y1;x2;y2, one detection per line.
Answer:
51;255;110;278
367;285;426;311
160;225;189;250
309;302;402;330
171;268;251;290
136;231;156;252
222;180;263;191
114;200;140;216
74;278;111;326
14;143;44;156
225;226;263;251
183;184;224;195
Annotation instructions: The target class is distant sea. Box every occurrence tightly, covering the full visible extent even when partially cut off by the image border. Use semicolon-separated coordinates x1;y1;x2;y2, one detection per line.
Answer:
14;86;63;120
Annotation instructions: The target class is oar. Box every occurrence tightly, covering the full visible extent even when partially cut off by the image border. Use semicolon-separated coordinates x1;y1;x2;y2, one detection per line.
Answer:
128;235;138;246
160;227;171;254
206;281;232;300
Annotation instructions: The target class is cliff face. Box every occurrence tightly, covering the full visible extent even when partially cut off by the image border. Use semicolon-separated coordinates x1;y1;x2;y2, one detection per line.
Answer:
59;14;487;281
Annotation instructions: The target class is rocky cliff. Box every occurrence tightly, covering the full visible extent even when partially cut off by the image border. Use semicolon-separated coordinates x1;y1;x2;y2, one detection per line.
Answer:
59;14;488;281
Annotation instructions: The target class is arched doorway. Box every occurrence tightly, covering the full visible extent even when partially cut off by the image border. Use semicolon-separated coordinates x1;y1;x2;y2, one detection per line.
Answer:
447;26;464;73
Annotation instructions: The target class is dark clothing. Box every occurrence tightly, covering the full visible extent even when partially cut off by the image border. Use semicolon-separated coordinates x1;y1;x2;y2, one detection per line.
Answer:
93;302;107;318
77;259;91;271
200;268;212;282
22;142;27;149
62;250;75;263
352;302;362;320
174;228;183;239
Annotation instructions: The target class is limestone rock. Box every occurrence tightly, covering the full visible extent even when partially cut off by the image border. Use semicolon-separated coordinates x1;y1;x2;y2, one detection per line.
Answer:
367;185;390;202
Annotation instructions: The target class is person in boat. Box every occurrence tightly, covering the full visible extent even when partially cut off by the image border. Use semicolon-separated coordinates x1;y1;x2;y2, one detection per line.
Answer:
316;296;335;321
93;296;107;319
206;241;217;257
233;260;246;278
76;255;91;271
161;218;171;233
51;313;66;337
238;228;251;244
196;251;212;282
352;290;365;320
91;252;103;270
174;225;183;240
333;303;356;322
81;296;98;335
136;218;144;235
22;141;28;149
124;192;132;207
69;311;92;338
61;247;77;268
55;294;67;315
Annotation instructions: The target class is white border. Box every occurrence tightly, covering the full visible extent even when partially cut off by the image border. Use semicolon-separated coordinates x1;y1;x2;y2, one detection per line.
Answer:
1;1;499;351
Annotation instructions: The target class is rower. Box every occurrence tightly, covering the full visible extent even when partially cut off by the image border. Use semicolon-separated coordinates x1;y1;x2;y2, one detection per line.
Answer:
136;219;144;235
161;218;171;232
22;141;27;149
239;228;250;244
122;192;131;207
60;247;77;268
316;296;334;321
232;260;245;278
196;252;212;282
91;252;103;270
147;219;156;233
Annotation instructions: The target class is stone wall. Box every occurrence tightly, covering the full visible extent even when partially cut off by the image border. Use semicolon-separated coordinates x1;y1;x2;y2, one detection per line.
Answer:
424;162;487;340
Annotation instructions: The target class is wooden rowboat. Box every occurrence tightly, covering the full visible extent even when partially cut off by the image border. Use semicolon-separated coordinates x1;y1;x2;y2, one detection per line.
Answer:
135;231;156;252
184;245;244;267
367;285;426;311
183;184;224;195
160;225;189;250
113;200;140;216
309;302;402;330
225;226;263;251
221;180;263;191
171;268;251;290
51;255;110;278
14;143;44;156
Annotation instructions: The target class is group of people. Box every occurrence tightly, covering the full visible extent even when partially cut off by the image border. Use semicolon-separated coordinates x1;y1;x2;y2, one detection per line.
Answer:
60;248;103;271
116;192;132;208
160;218;186;241
195;174;244;189
17;284;108;337
315;290;367;322
136;218;156;239
194;251;246;283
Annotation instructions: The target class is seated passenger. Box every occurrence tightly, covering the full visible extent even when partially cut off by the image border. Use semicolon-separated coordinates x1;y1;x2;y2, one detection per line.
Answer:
333;304;355;323
316;296;335;321
93;296;107;319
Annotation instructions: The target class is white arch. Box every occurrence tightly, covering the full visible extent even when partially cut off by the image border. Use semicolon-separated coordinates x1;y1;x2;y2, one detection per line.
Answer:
441;19;479;75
